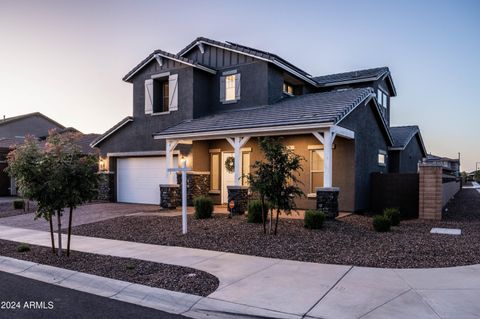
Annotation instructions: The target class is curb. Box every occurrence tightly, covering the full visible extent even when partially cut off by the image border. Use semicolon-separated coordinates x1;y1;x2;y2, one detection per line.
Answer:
0;256;201;315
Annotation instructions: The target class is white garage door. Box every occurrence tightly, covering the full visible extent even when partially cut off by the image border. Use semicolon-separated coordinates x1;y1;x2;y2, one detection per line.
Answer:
117;156;177;205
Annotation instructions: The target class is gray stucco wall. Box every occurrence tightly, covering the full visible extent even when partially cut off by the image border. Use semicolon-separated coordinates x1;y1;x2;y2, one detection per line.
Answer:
397;135;424;173
338;100;389;211
0;115;64;138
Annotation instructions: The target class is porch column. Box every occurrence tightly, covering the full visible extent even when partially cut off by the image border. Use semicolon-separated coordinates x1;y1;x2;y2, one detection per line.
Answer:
313;129;336;188
226;136;250;185
166;139;179;184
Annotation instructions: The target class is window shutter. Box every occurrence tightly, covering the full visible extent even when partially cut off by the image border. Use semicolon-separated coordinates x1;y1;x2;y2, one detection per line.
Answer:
169;74;178;111
145;79;153;114
219;76;226;102
235;73;241;100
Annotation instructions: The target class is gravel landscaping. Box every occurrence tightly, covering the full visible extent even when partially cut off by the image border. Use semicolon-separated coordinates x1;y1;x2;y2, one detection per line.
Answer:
70;188;480;269
0;201;36;218
0;239;219;296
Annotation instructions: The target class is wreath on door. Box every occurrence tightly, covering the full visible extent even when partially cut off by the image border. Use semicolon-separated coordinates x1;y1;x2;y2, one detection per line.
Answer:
225;156;235;173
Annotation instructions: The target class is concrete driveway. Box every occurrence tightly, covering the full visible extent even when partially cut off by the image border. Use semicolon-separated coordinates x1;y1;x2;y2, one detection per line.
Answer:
0;202;160;231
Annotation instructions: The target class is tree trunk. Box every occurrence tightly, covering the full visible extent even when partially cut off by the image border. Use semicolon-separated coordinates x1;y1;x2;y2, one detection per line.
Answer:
269;208;273;235
274;208;280;235
260;196;266;235
49;213;55;254
57;210;62;257
67;207;73;257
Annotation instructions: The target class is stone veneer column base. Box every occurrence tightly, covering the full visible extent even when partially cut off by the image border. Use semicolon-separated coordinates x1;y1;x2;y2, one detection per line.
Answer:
97;171;115;202
316;187;340;219
177;171;210;206
227;186;249;215
159;184;180;209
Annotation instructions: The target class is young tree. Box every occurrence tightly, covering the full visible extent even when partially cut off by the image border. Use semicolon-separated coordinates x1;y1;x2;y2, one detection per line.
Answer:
247;137;304;235
7;131;99;257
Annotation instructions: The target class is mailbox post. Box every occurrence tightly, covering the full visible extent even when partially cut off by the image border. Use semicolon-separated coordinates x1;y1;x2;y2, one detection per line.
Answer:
167;160;191;234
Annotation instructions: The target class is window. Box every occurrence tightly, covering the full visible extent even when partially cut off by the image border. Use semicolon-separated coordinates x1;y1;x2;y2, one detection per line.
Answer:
210;153;220;191
144;73;178;114
310;148;324;193
220;72;241;103
377;89;388;108
153;78;169;113
283;82;294;95
378;150;386;166
225;75;236;101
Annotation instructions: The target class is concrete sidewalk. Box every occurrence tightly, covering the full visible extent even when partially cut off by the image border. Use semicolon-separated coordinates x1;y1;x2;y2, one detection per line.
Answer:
0;225;479;319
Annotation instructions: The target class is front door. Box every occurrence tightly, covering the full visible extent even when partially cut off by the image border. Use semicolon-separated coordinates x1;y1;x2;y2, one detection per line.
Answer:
221;152;235;204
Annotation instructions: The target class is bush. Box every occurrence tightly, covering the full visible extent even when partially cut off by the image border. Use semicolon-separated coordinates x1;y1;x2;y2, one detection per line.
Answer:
373;215;391;232
17;243;30;252
384;207;401;226
304;210;326;229
247;200;269;223
13;200;24;210
194;196;213;219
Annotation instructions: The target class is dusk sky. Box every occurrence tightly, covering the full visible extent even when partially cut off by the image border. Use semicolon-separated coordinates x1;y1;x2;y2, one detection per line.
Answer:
1;0;479;171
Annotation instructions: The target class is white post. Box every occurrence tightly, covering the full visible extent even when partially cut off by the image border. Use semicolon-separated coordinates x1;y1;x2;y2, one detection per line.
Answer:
323;129;333;188
312;129;335;188
181;160;187;234
226;136;250;186
166;140;178;184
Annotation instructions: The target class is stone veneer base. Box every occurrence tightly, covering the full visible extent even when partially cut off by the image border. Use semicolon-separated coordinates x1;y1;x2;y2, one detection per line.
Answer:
316;187;340;219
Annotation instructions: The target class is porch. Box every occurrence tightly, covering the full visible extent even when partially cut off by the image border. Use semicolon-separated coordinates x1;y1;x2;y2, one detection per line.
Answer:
158;124;356;213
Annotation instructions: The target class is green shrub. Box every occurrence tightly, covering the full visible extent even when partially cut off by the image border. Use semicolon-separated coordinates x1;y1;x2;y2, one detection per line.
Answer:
194;196;214;219
13;200;24;210
304;210;326;229
247;200;269;223
384;207;401;226
373;215;391;232
17;243;30;253
125;263;136;270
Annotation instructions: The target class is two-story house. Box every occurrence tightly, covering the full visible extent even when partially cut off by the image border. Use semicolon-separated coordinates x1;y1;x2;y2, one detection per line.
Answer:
91;37;427;213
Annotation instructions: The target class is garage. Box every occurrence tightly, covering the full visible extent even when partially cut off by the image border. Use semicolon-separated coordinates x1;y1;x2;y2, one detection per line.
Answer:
116;156;177;204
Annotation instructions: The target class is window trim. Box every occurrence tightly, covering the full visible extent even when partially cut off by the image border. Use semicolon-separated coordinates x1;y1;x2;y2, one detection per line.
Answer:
309;146;325;194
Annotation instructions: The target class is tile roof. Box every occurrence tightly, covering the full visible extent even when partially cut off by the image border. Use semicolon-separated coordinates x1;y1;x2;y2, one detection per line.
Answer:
389;125;420;149
313;67;389;86
155;88;374;137
0;137;26;149
178;37;312;78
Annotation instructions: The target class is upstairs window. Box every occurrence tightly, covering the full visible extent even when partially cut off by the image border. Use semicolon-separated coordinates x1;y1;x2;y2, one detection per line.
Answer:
226;75;236;101
145;73;178;114
377;89;388;108
283;82;295;95
153;78;169;113
220;71;241;103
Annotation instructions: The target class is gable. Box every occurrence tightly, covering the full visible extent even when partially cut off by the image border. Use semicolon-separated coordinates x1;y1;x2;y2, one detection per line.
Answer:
123;50;216;82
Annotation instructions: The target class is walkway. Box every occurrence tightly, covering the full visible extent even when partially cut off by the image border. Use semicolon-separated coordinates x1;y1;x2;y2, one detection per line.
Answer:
0;203;161;231
0;225;478;319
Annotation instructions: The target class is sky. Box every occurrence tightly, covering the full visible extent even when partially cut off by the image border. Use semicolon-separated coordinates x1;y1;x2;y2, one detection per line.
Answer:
0;0;479;171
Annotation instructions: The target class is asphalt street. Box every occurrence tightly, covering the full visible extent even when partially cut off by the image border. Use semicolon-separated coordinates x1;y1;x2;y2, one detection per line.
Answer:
0;271;188;319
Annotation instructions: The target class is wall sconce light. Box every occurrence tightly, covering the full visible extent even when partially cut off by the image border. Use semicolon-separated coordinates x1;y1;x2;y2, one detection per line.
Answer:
99;158;106;171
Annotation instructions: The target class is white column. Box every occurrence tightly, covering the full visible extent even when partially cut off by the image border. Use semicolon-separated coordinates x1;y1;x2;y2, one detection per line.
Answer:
166;139;179;184
312;129;335;188
323;129;333;188
181;160;187;234
226;136;250;186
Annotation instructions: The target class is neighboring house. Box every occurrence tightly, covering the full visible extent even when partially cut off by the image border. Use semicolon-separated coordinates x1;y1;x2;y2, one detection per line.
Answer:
0;113;99;196
423;154;461;178
388;126;427;173
92;37;426;212
0;112;65;196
